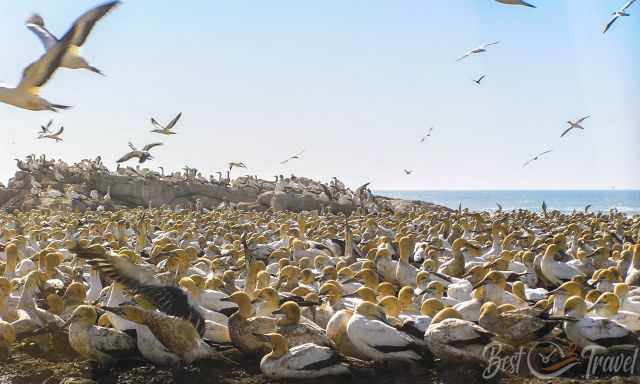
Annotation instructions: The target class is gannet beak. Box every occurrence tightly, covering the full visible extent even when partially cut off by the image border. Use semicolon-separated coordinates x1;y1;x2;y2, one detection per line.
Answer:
273;308;285;315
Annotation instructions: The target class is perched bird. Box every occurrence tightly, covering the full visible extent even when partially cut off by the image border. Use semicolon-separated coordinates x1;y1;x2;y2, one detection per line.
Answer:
39;126;64;142
478;302;558;346
280;149;305;164
495;0;536;7
24;1;120;76
522;149;552;167
473;75;486;85
255;333;349;379
419;127;434;143
561;115;591;138
150;112;182;135
457;42;499;61
603;0;637;34
404;169;413;175
117;142;163;164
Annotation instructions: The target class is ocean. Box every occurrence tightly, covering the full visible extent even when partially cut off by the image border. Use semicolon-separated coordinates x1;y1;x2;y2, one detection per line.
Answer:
375;190;640;215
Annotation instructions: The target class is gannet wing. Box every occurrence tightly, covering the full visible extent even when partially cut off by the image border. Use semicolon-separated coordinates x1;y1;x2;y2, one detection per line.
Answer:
69;1;121;48
150;118;164;130
142;142;163;152
17;24;77;93
25;15;58;50
623;0;637;11
166;112;182;130
53;126;64;136
603;16;619;33
560;127;573;137
117;151;139;163
576;115;591;124
128;142;137;151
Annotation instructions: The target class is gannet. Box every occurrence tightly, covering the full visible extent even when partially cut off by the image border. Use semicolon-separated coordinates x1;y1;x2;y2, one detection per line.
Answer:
495;0;536;7
273;301;332;347
255;333;349;379
346;302;423;363
522;149;552;167
561;115;591;138
478;302;558;346
456;41;499;61
117;142;163;164
603;0;637;34
419;126;434;143
25;1;120;76
228;162;248;171
540;244;582;286
39;126;64;142
223;291;277;357
38;119;53;136
587;292;640;331
66;305;138;365
562;296;640;353
150;112;182;135
473;75;486;85
280;149;305;164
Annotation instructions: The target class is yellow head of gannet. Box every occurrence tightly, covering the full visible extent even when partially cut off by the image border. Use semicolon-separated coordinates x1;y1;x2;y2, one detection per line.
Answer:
353;268;378;290
64;282;87;304
353;301;387;322
378;295;401;318
319;283;341;305
430;307;463;324
69;305;98;325
351;287;377;303
228;291;253;318
273;301;301;326
472;270;506;290
98;313;112;328
563;296;588;319
420;298;445;317
46;293;64;315
377;282;395;299
588;292;620;316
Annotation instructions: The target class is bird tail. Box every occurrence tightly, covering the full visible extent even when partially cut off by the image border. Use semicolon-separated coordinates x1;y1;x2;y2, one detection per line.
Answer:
88;66;105;76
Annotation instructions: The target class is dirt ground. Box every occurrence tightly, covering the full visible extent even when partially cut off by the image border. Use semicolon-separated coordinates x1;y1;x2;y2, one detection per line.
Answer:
1;336;639;384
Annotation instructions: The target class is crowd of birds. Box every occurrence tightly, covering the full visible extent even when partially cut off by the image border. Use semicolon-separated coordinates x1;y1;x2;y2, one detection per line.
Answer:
0;203;638;379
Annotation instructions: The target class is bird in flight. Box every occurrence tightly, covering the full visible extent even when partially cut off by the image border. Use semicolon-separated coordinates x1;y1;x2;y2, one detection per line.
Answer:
38;120;53;136
523;149;552;167
150;112;182;135
561;115;591;138
584;204;592;213
495;0;536;8
473;75;486;85
280;149;305;164
496;202;503;211
117;142;163;164
404;169;413;175
419;127;434;143
228;162;248;171
457;42;499;61
25;1;120;75
39;126;64;142
603;0;637;34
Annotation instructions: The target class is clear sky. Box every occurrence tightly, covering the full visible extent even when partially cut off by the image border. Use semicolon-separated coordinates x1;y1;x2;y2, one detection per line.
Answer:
0;1;638;190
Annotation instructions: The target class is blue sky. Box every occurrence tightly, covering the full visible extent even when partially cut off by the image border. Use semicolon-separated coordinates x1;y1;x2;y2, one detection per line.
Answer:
0;1;638;190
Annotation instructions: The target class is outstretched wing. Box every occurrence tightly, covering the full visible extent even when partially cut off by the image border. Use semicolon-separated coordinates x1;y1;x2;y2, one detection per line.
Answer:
69;1;121;48
522;157;535;168
166;112;182;130
25;14;58;50
485;41;500;47
150;118;164;130
117;151;140;163
603;15;619;33
72;243;206;336
18;24;77;93
623;0;637;11
143;142;163;152
560;126;573;137
576;115;591;124
53;126;64;136
538;149;553;157
128;142;137;151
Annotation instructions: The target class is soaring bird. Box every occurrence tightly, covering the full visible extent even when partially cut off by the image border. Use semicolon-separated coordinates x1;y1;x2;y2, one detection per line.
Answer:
457;42;499;61
150;112;182;135
229;162;248;171
473;75;486;85
584;204;592;213
522;150;552;167
495;0;536;8
561;115;591;138
39;126;64;142
419;127;434;143
404;169;413;175
280;149;305;164
38;120;53;136
117;142;163;164
603;0;637;34
0;24;77;111
25;1;120;76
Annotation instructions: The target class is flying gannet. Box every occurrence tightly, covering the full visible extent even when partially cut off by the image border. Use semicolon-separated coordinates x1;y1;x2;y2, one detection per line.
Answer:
39;126;64;142
150;112;182;135
419;127;434;143
457;42;499;61
603;0;637;34
522;149;552;167
25;1;121;76
561;115;591;138
117;142;163;164
280;149;305;164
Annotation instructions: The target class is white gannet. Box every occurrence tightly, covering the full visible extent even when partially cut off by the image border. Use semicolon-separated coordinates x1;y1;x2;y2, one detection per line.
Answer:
419;126;434;143
473;75;486;85
561;115;591;138
603;0;637;34
150;112;182;135
280;149;305;164
39;126;64;142
25;1;120;75
456;41;499;62
256;333;349;379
